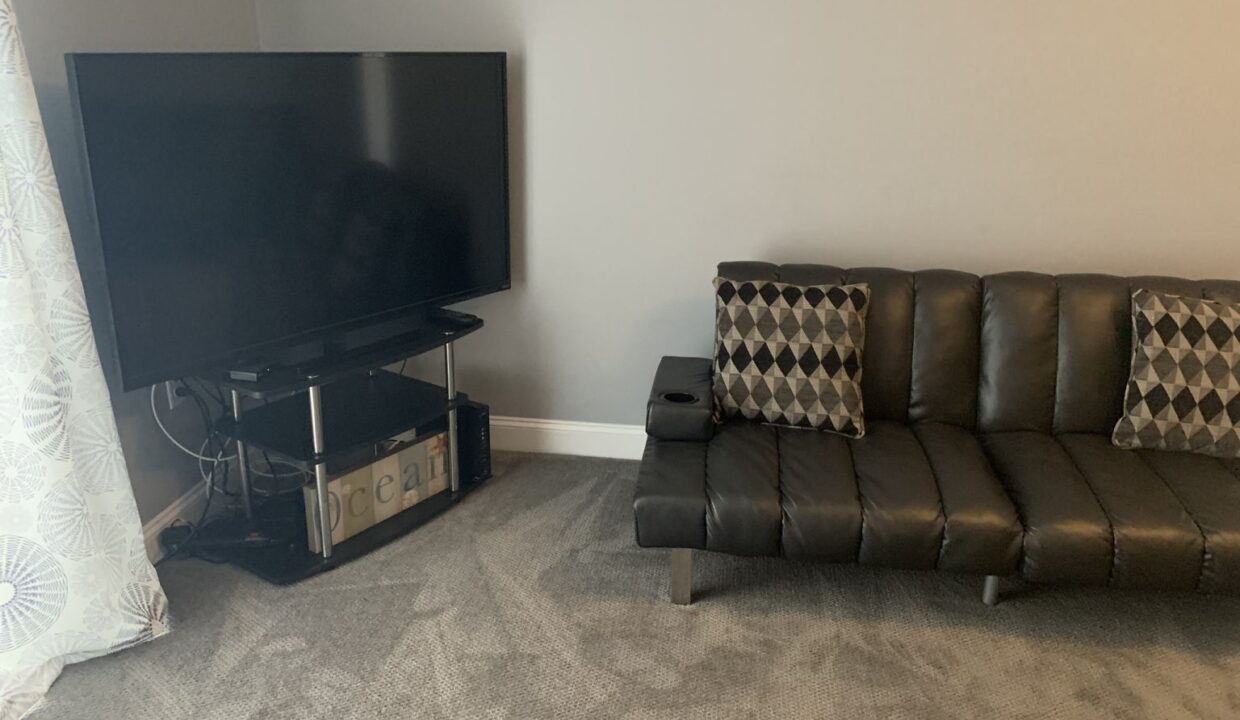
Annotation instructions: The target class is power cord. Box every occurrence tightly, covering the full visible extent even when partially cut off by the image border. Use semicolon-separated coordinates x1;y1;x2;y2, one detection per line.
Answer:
149;383;236;463
151;381;308;483
151;378;312;565
155;434;221;567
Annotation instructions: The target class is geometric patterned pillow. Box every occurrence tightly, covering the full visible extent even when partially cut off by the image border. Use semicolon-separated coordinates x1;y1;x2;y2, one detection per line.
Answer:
1112;289;1240;458
712;277;869;437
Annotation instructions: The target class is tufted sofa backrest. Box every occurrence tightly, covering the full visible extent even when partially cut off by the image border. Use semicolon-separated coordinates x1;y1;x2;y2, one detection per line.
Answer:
716;262;1240;435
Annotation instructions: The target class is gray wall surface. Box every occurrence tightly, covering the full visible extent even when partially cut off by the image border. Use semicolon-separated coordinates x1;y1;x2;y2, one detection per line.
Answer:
16;0;260;522
20;1;1240;523
256;0;1240;426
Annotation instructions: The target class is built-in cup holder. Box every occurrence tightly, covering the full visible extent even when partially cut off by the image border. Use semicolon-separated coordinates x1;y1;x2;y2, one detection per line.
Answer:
661;391;698;404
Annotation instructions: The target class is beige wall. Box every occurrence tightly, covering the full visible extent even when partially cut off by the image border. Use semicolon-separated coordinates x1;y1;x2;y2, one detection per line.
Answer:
16;0;259;521
256;0;1240;425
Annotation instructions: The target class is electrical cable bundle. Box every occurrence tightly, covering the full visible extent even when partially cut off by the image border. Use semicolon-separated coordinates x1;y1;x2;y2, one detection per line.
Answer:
150;379;308;565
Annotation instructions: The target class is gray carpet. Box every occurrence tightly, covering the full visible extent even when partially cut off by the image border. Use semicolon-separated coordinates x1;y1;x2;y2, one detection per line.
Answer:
34;452;1240;719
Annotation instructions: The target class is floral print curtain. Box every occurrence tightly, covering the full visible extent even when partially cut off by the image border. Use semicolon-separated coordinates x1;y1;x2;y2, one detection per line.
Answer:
0;1;169;717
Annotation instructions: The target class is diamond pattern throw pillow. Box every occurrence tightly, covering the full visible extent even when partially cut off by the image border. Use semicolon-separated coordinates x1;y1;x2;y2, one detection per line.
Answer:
713;277;870;436
1112;289;1240;458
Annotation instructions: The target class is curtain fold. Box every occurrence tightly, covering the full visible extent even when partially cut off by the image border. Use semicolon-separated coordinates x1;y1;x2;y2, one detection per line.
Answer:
0;2;170;717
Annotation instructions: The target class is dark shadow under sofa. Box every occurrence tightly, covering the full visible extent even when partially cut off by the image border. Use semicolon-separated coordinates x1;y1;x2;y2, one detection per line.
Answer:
633;262;1240;604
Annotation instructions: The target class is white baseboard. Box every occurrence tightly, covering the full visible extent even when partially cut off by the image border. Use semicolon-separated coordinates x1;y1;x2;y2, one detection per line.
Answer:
490;415;646;460
142;483;208;563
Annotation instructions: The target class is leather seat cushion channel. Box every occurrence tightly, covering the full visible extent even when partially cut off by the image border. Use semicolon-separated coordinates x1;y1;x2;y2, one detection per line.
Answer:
979;432;1240;592
635;425;1240;590
634;420;1023;576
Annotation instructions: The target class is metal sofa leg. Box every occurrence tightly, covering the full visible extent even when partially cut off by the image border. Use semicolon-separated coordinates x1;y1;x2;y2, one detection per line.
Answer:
982;575;1001;606
670;548;692;605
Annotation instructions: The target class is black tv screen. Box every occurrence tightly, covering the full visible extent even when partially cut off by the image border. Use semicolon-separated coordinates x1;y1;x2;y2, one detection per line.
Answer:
67;52;509;390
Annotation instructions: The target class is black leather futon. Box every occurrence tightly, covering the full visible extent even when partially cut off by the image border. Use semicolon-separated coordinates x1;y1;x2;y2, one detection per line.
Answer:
633;262;1240;604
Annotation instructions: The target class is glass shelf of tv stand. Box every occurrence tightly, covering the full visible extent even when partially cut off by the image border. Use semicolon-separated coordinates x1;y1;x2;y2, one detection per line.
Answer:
209;308;482;401
215;369;458;477
237;416;450;481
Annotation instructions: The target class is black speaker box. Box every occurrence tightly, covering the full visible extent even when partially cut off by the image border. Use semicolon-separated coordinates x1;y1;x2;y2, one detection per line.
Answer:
457;400;491;485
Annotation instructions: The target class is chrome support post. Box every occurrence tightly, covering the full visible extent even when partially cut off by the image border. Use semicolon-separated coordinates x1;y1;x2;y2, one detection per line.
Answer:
445;341;460;493
982;575;1000;606
230;389;254;519
671;548;692;605
308;383;332;558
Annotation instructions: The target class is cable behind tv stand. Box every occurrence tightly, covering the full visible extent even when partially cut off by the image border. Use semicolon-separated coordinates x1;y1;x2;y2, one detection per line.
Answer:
203;308;490;584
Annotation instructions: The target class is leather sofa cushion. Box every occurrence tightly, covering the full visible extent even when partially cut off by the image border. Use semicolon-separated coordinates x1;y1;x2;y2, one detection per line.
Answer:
1057;434;1202;590
1053;274;1131;434
982;431;1240;592
1206;281;1240;305
843;269;915;424
777;428;861;562
638;420;1240;593
704;422;782;556
1136;450;1240;593
978;273;1059;433
848;422;944;568
634;420;1022;576
979;432;1112;585
907;271;981;429
912;423;1021;574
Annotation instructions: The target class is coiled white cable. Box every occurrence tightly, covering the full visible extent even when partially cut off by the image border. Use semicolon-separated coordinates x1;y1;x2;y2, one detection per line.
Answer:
150;384;237;462
153;383;309;484
198;437;228;484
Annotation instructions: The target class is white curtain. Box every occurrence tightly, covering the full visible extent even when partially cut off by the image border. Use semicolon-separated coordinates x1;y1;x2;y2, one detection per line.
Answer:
0;2;170;717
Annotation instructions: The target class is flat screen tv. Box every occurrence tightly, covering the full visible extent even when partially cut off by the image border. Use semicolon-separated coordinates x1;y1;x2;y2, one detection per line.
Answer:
67;52;509;391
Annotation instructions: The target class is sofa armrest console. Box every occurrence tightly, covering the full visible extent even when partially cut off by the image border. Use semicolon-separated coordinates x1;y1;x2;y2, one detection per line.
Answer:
645;356;715;441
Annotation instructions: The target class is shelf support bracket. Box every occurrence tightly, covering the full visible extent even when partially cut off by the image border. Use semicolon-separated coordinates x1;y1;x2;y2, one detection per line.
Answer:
308;382;333;558
230;389;254;519
445;341;460;493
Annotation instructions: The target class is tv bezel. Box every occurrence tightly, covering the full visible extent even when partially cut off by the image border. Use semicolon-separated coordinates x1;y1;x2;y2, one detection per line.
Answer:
66;51;511;392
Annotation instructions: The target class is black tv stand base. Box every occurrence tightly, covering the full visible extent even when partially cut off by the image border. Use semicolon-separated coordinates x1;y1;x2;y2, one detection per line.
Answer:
170;473;488;585
200;310;491;584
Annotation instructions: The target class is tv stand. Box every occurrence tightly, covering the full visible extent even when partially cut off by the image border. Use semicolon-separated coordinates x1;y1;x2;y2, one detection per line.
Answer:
201;309;490;584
